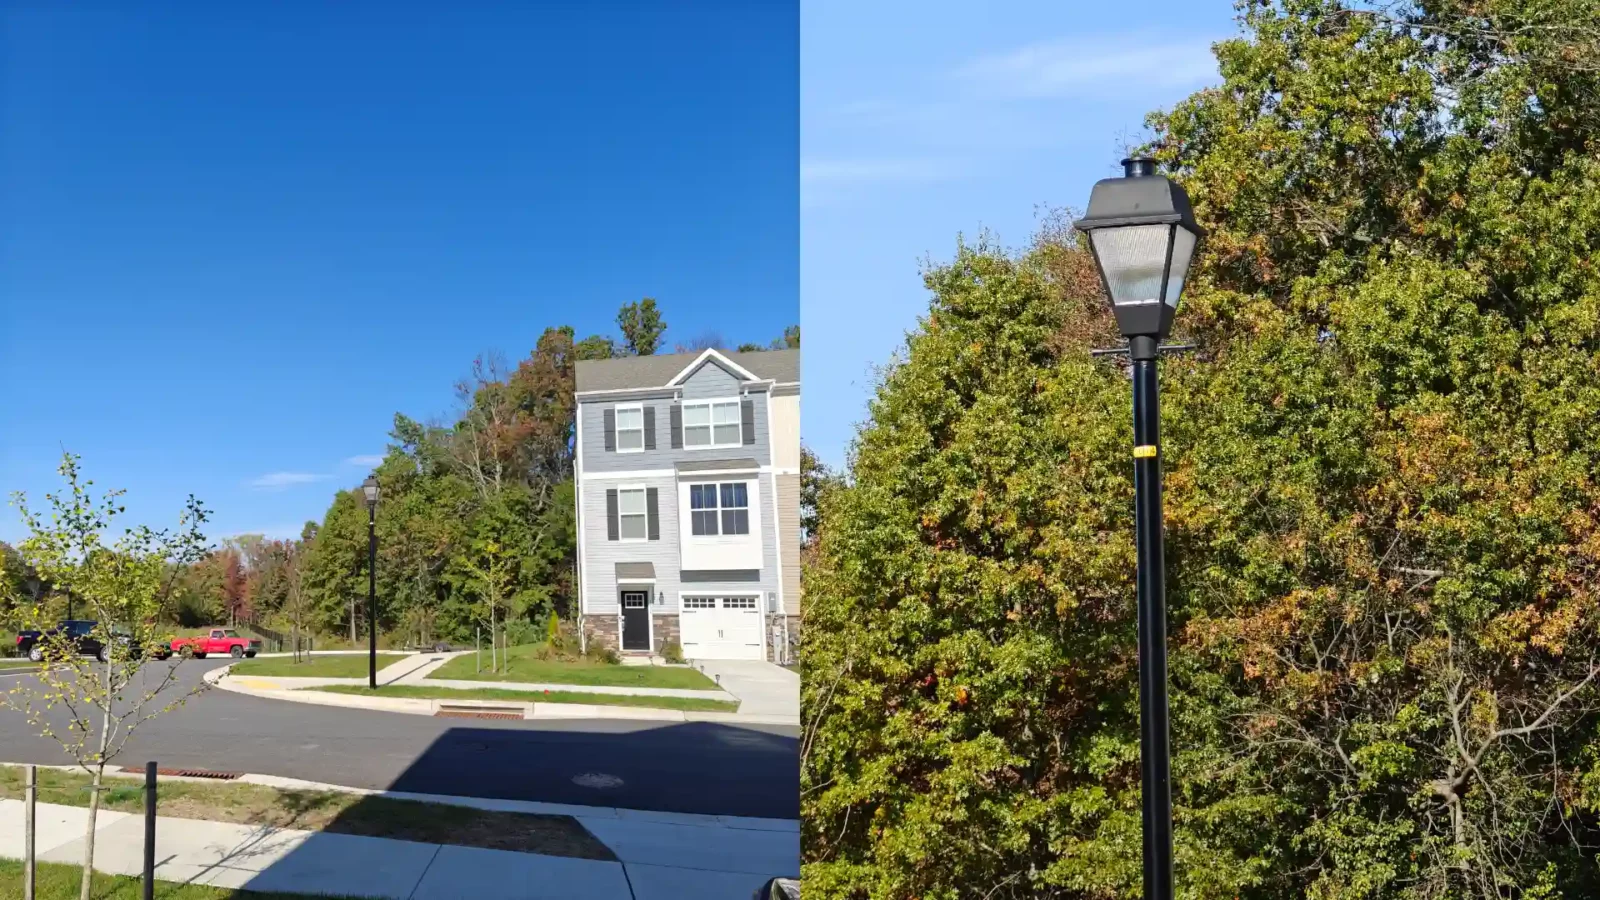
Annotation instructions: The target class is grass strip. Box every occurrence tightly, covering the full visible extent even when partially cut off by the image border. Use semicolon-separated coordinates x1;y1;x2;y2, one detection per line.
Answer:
0;858;369;899
302;683;740;713
429;646;717;689
0;764;615;861
226;653;409;678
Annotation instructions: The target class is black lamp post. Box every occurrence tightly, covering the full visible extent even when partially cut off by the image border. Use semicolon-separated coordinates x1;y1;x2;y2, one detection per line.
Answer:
1074;157;1202;900
362;474;380;690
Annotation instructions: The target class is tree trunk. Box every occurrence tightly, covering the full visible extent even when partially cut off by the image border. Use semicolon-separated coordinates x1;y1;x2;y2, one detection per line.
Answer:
491;603;498;673
79;764;103;900
81;660;115;900
350;595;356;645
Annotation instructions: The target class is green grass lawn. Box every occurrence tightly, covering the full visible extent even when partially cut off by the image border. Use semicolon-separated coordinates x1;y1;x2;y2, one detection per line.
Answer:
303;683;740;713
0;764;613;860
0;858;369;899
428;645;718;690
0;658;40;669
226;653;409;678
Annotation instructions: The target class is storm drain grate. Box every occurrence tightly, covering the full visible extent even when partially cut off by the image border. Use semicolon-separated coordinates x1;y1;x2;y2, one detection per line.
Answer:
435;709;525;721
125;766;243;781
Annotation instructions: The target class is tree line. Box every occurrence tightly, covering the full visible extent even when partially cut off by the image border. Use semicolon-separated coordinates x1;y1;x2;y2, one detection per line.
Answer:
3;298;798;651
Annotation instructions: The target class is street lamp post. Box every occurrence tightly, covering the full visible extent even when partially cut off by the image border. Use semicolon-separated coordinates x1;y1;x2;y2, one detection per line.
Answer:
362;474;381;690
1074;157;1202;900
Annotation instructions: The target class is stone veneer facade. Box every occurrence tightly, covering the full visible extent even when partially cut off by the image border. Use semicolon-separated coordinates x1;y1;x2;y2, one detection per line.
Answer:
650;613;681;656
582;615;619;654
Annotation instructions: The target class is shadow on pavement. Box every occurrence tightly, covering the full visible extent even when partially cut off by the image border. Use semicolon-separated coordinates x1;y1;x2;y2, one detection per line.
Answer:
382;721;799;819
150;721;798;898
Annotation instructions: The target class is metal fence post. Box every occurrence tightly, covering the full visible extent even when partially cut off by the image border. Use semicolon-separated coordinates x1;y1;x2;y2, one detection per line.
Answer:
24;764;36;900
144;761;157;900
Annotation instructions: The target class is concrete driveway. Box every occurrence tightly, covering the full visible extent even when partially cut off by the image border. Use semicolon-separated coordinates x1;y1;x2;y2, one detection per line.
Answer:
688;660;798;719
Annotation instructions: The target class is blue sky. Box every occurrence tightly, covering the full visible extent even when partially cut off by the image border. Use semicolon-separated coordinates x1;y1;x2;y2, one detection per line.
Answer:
0;2;798;544
802;0;1237;468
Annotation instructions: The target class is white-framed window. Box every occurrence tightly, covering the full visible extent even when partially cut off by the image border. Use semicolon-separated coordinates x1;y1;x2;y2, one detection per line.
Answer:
723;597;758;609
618;486;648;540
688;482;750;536
683;399;742;448
683;597;717;609
615;404;644;453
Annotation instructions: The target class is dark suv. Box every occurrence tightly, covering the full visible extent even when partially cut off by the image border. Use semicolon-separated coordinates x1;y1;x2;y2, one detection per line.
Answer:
15;620;141;663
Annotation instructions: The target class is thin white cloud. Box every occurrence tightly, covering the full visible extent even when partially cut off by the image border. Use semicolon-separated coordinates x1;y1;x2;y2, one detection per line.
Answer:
801;158;956;185
955;37;1219;98
343;454;385;467
247;472;327;492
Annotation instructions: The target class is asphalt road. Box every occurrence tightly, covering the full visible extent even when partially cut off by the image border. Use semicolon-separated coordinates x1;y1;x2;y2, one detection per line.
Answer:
0;658;799;819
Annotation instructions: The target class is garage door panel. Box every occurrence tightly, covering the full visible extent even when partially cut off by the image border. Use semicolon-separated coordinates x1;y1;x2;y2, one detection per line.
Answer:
681;596;763;660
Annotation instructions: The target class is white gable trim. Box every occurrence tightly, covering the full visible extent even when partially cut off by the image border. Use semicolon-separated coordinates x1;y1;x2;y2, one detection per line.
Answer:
665;348;761;387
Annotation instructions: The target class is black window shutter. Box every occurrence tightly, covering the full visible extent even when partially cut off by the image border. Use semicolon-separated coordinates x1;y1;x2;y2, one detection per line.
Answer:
741;399;756;445
646;488;660;540
603;409;616;452
643;406;656;450
605;490;619;541
670;403;683;449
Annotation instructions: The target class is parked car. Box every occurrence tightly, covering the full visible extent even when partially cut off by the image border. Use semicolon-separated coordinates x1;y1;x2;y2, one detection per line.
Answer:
165;628;262;660
16;619;146;663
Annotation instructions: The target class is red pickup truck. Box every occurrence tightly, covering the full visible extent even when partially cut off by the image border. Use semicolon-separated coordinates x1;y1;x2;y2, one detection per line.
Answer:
162;629;262;660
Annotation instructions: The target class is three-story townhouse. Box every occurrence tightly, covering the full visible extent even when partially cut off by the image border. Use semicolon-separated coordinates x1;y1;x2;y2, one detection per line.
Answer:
574;348;800;662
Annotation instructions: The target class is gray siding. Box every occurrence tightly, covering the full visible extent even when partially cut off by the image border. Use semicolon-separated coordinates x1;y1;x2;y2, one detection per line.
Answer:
776;474;801;616
580;473;781;617
678;359;743;400
579;388;772;473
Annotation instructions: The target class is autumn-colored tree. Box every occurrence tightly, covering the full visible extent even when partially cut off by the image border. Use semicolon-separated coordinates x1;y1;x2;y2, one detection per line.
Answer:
803;1;1600;897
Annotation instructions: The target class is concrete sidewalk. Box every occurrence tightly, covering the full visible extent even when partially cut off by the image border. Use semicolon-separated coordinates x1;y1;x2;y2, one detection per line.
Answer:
689;660;800;719
0;797;796;899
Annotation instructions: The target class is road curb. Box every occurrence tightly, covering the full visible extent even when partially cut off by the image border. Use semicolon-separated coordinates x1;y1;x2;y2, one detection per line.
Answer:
205;665;800;726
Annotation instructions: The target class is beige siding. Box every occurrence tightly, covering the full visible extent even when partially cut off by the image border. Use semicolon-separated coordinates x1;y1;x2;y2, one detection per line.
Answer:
777;474;801;615
770;394;800;470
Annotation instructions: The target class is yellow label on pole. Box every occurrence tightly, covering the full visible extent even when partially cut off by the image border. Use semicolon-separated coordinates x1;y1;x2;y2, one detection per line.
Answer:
1133;445;1158;458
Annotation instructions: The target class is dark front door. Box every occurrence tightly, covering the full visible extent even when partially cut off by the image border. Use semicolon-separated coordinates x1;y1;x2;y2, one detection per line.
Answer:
621;591;650;651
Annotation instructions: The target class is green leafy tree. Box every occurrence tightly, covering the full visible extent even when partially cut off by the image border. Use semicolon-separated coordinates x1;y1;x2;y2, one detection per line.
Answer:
1;455;209;900
574;334;616;361
802;1;1600;897
617;297;666;355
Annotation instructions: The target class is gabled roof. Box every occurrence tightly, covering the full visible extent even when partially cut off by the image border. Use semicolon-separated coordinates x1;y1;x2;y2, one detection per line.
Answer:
575;347;799;393
665;348;759;385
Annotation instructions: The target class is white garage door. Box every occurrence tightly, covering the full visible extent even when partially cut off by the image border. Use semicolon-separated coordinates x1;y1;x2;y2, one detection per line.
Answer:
680;596;763;660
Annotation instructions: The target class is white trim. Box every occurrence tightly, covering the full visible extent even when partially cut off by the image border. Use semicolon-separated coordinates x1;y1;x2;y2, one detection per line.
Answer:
615;483;650;543
773;381;799;387
665;348;761;386
616;577;657;585
683;480;753;539
581;468;676;480
612;402;646;454
578;464;790;481
619;587;653;652
766;395;786;629
681;397;745;450
575;410;587;615
576;386;681;398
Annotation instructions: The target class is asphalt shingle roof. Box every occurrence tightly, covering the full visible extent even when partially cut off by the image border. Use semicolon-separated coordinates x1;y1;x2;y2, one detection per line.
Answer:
575;348;799;393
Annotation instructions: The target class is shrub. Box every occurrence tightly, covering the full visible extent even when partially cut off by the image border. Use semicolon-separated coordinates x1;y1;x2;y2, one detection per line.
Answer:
585;644;620;665
659;640;684;664
501;615;539;648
